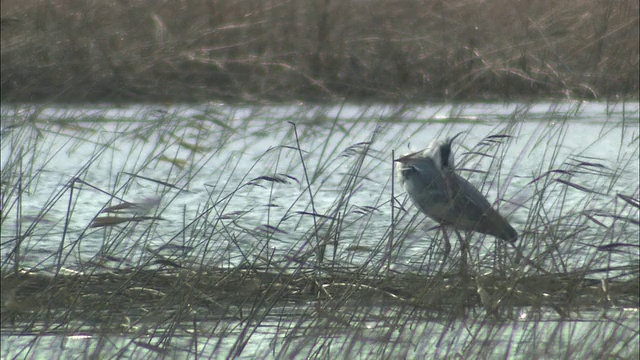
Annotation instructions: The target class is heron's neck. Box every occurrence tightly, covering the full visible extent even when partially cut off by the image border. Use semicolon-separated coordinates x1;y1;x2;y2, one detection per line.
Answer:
436;144;454;171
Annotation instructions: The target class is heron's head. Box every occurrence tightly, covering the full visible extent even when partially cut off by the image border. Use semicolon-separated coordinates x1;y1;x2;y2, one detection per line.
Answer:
394;147;433;186
394;132;464;179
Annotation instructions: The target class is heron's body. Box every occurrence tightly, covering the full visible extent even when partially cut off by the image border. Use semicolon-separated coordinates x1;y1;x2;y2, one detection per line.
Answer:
396;135;517;243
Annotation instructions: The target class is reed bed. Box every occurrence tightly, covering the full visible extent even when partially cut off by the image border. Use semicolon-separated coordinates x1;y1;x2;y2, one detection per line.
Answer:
1;102;639;358
1;0;638;102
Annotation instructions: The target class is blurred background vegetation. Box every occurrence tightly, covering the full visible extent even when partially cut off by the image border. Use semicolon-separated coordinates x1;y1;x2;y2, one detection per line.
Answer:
1;0;638;102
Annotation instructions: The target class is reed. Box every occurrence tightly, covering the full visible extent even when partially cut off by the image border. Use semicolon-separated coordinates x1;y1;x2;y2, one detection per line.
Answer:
1;102;638;358
1;0;638;102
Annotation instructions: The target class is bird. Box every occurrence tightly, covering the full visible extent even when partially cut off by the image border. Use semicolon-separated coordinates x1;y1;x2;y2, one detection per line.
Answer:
395;133;517;271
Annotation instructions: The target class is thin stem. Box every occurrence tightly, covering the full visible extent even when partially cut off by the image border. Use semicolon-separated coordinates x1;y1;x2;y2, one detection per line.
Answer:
288;121;321;265
388;150;395;273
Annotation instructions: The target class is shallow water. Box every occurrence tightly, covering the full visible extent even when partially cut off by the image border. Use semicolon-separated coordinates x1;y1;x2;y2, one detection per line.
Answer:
2;102;638;272
2;307;638;359
1;101;639;358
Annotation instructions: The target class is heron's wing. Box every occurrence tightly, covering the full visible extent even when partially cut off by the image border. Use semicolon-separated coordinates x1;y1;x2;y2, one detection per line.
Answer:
451;174;492;215
451;174;517;242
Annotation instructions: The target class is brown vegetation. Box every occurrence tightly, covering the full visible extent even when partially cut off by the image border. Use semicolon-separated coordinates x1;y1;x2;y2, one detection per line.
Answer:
1;0;638;102
2;267;638;327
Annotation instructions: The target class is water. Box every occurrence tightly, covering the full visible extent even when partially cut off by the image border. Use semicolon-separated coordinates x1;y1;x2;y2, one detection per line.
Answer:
1;101;639;358
2;102;637;271
2;308;638;359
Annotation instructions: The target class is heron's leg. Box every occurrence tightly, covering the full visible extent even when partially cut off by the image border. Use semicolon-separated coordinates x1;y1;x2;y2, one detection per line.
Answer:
454;229;470;282
451;229;471;316
442;229;452;263
437;228;451;275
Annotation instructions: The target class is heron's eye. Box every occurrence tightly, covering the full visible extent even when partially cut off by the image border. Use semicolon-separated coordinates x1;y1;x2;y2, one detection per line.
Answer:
401;165;417;178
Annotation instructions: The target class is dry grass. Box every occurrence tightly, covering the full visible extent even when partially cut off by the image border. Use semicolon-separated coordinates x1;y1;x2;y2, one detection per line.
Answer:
1;103;638;358
1;0;638;102
2;265;638;328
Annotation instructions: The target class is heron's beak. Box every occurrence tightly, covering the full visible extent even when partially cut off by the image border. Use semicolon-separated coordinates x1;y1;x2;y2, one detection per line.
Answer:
394;150;423;163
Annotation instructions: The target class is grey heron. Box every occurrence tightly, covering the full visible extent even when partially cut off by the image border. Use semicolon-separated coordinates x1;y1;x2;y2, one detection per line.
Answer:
395;133;517;271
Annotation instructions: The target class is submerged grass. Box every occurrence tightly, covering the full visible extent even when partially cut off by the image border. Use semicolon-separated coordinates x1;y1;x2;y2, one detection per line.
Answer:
1;102;639;358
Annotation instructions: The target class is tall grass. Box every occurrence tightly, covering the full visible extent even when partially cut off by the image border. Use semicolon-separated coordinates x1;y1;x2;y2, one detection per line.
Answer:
1;102;638;358
1;0;638;102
